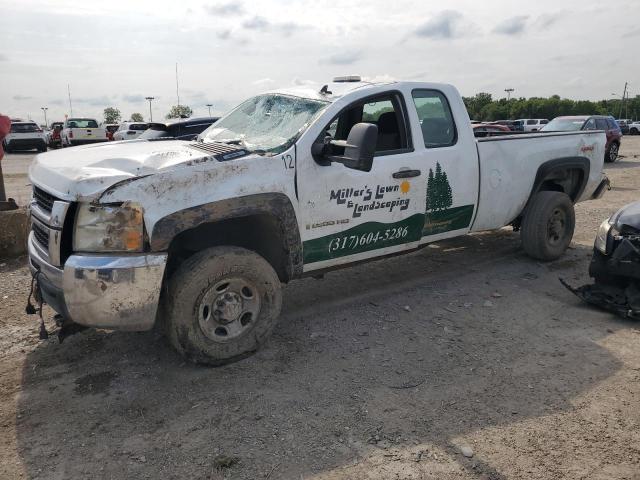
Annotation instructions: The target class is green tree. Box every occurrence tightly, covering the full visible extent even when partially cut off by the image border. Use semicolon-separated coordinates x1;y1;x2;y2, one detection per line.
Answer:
130;113;144;122
440;171;453;210
166;105;193;119
433;162;443;211
103;107;121;124
425;168;435;212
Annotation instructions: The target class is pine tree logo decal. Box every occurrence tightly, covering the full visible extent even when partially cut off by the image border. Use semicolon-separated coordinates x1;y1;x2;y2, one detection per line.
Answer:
425;162;453;212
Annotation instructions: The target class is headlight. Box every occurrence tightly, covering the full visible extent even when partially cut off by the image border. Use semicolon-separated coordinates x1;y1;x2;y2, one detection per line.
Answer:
73;202;144;252
594;218;615;254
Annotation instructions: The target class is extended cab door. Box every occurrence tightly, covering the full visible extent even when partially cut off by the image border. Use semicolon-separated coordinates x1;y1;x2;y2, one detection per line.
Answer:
408;87;479;245
297;91;427;271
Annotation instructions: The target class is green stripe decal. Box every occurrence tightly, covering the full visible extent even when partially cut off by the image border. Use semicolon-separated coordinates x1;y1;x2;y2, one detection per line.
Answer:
303;205;475;264
303;214;425;264
422;205;475;236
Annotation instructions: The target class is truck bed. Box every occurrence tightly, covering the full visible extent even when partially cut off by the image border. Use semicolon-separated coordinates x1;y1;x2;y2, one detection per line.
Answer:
471;130;606;232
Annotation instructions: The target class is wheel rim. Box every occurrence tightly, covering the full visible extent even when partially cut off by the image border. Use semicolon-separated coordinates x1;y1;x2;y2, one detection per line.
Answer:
609;144;618;161
197;277;261;342
547;208;567;246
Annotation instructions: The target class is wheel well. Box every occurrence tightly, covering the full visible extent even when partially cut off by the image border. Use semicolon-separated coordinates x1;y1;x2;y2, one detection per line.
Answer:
166;214;292;282
537;167;585;201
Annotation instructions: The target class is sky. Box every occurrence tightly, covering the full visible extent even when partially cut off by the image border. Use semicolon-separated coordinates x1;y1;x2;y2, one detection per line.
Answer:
1;0;639;124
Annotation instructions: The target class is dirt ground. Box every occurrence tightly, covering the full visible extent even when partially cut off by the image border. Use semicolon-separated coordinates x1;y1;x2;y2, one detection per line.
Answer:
1;138;640;480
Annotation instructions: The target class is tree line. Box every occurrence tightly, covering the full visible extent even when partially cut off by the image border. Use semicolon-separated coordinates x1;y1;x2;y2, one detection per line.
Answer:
463;93;640;122
103;105;193;124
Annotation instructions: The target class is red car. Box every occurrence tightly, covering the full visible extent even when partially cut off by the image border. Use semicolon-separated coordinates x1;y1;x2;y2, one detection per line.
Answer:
472;123;511;137
541;115;622;162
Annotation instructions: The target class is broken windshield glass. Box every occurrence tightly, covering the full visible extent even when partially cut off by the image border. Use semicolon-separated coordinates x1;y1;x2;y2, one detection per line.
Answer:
200;94;329;155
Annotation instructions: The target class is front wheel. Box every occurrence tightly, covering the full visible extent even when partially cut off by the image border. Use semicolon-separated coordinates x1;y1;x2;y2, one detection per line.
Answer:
521;191;575;261
163;246;283;365
605;142;619;163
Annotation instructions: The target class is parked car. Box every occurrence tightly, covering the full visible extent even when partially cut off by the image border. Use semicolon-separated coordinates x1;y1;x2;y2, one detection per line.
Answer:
28;77;609;364
511;120;525;132
616;119;631;135
104;124;120;141
628;121;640;135
562;201;640;320
541;115;622;162
490;120;519;131
138;117;219;141
2;121;47;152
48;122;64;149
112;122;149;141
61;118;108;147
517;118;549;132
472;123;511;137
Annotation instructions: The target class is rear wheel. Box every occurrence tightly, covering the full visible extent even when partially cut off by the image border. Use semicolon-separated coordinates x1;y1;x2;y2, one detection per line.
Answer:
630;127;639;135
605;142;619;163
521;191;575;261
163;246;282;365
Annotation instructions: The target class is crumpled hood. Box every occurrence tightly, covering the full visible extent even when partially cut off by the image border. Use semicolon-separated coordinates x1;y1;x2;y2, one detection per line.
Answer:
29;140;225;201
612;201;640;232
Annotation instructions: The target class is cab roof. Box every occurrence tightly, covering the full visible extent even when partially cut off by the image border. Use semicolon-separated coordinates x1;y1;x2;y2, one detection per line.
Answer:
268;79;397;102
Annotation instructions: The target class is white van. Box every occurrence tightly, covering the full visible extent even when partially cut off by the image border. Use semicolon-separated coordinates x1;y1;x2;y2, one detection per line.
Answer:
517;119;549;132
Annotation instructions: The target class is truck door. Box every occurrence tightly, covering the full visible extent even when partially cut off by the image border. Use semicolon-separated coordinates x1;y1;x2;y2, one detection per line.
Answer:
298;91;427;271
408;88;479;245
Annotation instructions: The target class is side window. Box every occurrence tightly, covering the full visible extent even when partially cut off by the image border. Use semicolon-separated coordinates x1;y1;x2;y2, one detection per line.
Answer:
583;118;597;130
411;89;456;148
319;93;410;154
595;118;608;130
540;119;548;125
527;120;537;125
607;119;618;130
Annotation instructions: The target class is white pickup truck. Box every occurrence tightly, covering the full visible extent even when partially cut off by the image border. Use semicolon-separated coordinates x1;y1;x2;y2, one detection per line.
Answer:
60;118;108;147
28;77;610;364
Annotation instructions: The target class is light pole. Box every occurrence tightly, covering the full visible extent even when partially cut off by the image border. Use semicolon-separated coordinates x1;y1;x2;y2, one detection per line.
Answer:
41;107;48;127
206;104;213;117
145;96;155;122
504;88;514;101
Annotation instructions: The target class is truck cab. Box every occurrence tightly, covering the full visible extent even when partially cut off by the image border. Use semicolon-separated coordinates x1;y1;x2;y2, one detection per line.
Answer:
28;77;609;364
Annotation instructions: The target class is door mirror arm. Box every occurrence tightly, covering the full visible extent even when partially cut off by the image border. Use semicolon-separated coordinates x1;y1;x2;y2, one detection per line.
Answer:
314;123;378;172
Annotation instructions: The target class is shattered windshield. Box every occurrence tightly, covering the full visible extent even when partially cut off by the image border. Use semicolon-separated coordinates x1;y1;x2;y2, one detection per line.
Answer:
200;94;329;155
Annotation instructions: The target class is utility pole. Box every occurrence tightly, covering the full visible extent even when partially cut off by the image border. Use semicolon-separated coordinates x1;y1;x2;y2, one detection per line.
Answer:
175;63;181;110
619;82;628;119
145;96;155;122
41;107;48;127
206;104;213;117
504;88;514;101
67;84;73;116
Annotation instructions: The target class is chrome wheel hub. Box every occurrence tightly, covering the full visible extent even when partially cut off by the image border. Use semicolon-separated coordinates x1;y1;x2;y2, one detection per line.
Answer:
197;278;260;342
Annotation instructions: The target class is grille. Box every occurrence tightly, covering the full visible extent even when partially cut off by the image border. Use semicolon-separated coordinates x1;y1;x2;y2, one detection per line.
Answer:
33;186;57;213
187;142;250;161
32;222;49;249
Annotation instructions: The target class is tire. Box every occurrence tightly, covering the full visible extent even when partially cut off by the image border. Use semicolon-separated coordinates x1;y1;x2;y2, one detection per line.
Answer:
521;191;575;261
38;142;47;153
605;142;619;163
163;246;282;365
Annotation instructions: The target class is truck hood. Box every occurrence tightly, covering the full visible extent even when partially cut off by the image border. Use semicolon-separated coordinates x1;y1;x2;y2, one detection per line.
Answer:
29;140;240;201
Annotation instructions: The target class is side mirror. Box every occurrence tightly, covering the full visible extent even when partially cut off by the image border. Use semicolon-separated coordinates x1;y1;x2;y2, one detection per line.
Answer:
327;123;378;172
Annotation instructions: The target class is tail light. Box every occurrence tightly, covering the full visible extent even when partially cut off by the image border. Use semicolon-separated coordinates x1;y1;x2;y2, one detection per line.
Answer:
69;131;73;138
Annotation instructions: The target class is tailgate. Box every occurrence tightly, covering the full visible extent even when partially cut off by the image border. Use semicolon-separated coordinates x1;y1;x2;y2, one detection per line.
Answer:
72;128;103;140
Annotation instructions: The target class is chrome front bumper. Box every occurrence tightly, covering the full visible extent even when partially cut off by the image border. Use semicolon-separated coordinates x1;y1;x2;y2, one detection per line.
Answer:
28;234;167;331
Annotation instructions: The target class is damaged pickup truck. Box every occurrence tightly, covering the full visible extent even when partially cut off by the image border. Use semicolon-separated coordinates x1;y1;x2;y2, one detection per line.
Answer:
28;76;610;364
563;202;640;319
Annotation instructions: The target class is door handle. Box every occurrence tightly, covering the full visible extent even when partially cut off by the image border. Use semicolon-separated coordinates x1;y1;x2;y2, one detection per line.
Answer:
392;169;421;179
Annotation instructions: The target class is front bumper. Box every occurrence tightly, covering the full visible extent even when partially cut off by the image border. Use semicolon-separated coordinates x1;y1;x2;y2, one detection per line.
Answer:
28;234;167;331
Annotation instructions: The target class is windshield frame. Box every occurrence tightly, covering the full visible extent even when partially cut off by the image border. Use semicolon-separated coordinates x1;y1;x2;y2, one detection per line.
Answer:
199;93;330;155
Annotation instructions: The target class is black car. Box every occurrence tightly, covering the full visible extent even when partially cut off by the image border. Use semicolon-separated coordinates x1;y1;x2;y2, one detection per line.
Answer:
563;201;640;319
138;117;219;141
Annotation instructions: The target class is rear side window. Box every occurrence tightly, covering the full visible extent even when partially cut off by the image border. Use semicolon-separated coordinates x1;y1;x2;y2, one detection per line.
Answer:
412;90;456;148
606;119;619;130
130;123;148;131
526;120;537;125
540;120;548;124
10;123;39;133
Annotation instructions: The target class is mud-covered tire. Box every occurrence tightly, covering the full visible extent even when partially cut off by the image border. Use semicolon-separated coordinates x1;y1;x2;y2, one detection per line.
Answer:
521;191;575;261
163;246;282;365
605;142;619;163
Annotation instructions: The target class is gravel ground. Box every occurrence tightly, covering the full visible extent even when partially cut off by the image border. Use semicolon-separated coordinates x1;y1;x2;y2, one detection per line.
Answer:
1;138;640;479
